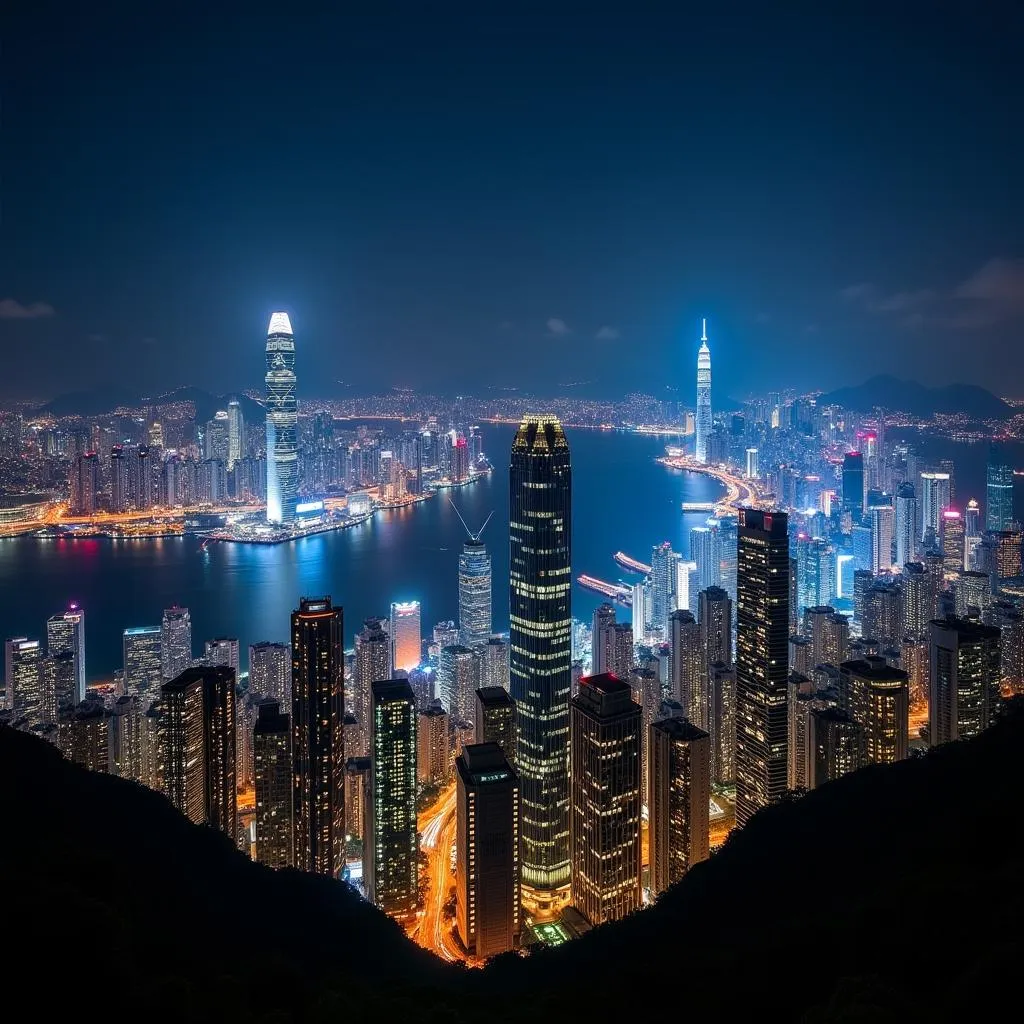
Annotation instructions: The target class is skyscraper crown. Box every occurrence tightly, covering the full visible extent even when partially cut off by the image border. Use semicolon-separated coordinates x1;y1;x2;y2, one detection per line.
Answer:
267;311;293;336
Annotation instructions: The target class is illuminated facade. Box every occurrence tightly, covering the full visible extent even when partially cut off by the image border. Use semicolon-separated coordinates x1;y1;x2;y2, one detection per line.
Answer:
591;603;617;675
254;699;293;869
60;699;111;773
843;657;909;764
894;482;918;567
456;742;521;958
369;678;419;921
291;597;345;877
265;311;298;525
123;626;162;708
4;637;43;722
480;637;510;690
669;609;702;727
695;319;711;464
354;618;392;755
227;398;244;471
249;641;291;705
509;414;572;911
474;685;516;765
160;669;207;824
941;509;964;577
110;695;143;781
390;601;422;673
570;674;642;925
807;707;865;789
417;702;450;787
458;536;492;648
735;508;790;828
46;603;86;706
919;472;951;544
648;715;710;896
929;616;1001;746
439;643;479;725
161;606;192;681
986;443;1014;533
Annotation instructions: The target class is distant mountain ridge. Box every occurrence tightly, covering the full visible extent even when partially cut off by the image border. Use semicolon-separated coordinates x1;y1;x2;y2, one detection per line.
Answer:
39;386;264;425
819;374;1013;420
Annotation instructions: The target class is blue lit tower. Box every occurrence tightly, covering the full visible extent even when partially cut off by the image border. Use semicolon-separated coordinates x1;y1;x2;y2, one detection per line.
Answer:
509;415;572;913
265;311;298;525
695;319;712;464
986;443;1014;533
452;500;494;648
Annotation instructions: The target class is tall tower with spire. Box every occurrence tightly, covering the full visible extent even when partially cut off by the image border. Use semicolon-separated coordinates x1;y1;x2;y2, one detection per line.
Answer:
265;311;297;525
695;318;712;464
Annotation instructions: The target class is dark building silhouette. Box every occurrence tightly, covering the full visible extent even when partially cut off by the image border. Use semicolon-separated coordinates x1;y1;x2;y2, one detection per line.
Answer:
254;699;293;869
929;616;1002;745
807;707;865;789
474;686;516;764
455;742;521;958
291;597;344;877
509;414;572;913
735;509;790;827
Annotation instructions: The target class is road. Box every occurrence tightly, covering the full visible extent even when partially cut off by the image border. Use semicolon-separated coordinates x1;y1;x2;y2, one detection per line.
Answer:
657;455;764;514
411;785;475;965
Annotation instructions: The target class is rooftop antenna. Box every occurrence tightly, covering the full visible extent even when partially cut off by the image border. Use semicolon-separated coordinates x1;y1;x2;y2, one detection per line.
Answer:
701;317;708;342
448;497;493;542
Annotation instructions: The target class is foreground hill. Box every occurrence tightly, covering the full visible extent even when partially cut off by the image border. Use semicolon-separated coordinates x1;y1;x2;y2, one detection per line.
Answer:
3;706;1023;1021
819;374;1013;420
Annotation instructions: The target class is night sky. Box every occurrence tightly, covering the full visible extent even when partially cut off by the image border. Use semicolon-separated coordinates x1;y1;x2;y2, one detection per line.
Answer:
4;4;1023;402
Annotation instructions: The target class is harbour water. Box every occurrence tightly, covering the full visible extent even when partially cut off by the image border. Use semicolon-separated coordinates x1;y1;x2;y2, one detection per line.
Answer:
0;423;726;680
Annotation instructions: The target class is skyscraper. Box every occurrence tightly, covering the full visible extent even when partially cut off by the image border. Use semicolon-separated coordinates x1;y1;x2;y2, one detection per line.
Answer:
109;695;143;781
480;637;510;690
265;311;298;526
690;525;721;592
842;452;865;519
920;471;951;544
650;542;676;636
455;509;493;648
161;606;192;680
474;685;516;764
254;699;293;869
291;597;345;877
509;414;572;911
46;603;86;706
70;452;99;516
894;482;918;567
941;509;965;577
368;678;419;920
390;601;422;673
735;508;790;827
122;626;162;706
353;618;391;755
807;708;865;789
417;701;450;788
227;398;245;472
455;742;521;958
439;643;479;725
249;641;291;704
929;616;1001;746
591;603;617;676
986;443;1014;533
843;657;909;765
569;674;642;925
669;609;702;726
648;715;710;896
869;502;894;575
204;637;240;675
695;319;712;464
4;637;43;721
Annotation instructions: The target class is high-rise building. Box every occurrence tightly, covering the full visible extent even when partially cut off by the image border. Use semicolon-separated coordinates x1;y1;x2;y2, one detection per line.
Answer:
941;509;965;577
122;626;162;706
807;707;865;789
227;398;245;472
509;414;572;910
894;482;918;567
253;699;293;869
161;607;192;681
479;637;510;690
353;618;391;755
611;622;634;680
368;678;419;920
41;652;73;725
265;311;298;526
204;637;240;675
70;451;99;516
46;603;86;706
59;699;111;773
986;443;1014;533
920;471;951;543
650;542;677;637
161;666;237;835
4;637;43;721
929;616;1001;746
390;601;422;673
698;585;732;675
291;597;345;877
457;521;492;648
417;701;450;788
669;609;702;724
570;674;642;925
695;319;712;464
110;445;129;512
842;452;865;518
455;742;521;958
249;641;291;704
709;661;736;784
869;503;894;575
439;644;479;725
843;657;909;765
648;715;710;896
735;508;790;827
109;694;143;781
474;686;516;764
954;571;992;620
690;525;721;592
591;603;617;676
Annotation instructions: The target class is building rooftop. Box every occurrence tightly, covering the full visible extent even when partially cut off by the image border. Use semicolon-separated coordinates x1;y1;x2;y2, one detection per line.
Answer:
475;685;514;708
651;716;709;742
457;742;514;785
840;658;909;682
371;678;416;704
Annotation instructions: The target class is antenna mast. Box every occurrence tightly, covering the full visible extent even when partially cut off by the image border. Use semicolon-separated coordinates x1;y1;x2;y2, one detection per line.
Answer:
448;497;493;542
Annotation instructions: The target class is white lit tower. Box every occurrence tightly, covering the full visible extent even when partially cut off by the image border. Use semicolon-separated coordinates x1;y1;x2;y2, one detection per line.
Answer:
695;319;712;465
265;311;298;525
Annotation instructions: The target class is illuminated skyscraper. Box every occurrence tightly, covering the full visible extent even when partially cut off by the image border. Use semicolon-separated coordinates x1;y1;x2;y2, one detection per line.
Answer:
920;471;951;544
843;657;909;765
894;482;918;567
669;609;702;726
390;601;422;673
161;606;192;681
60;700;111;773
941;509;964;577
47;603;86;706
807;708;865;789
698;586;732;680
474;685;516;764
480;636;510;690
417;701;450;787
456;742;521;957
122;626;162;707
570;673;642;925
353;618;392;755
695;319;712;464
254;699;293;869
929;616;1001;746
368;678;419;920
986;443;1014;533
265;311;298;525
745;447;759;480
110;695;143;781
70;452;99;516
509;414;572;910
249;641;291;704
648;715;710;896
227;398;244;471
439;643;479;724
291;597;345;877
204;637;240;675
455;510;493;648
591;603;617;676
842;452;865;519
4;637;43;721
735;509;790;827
869;502;894;575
